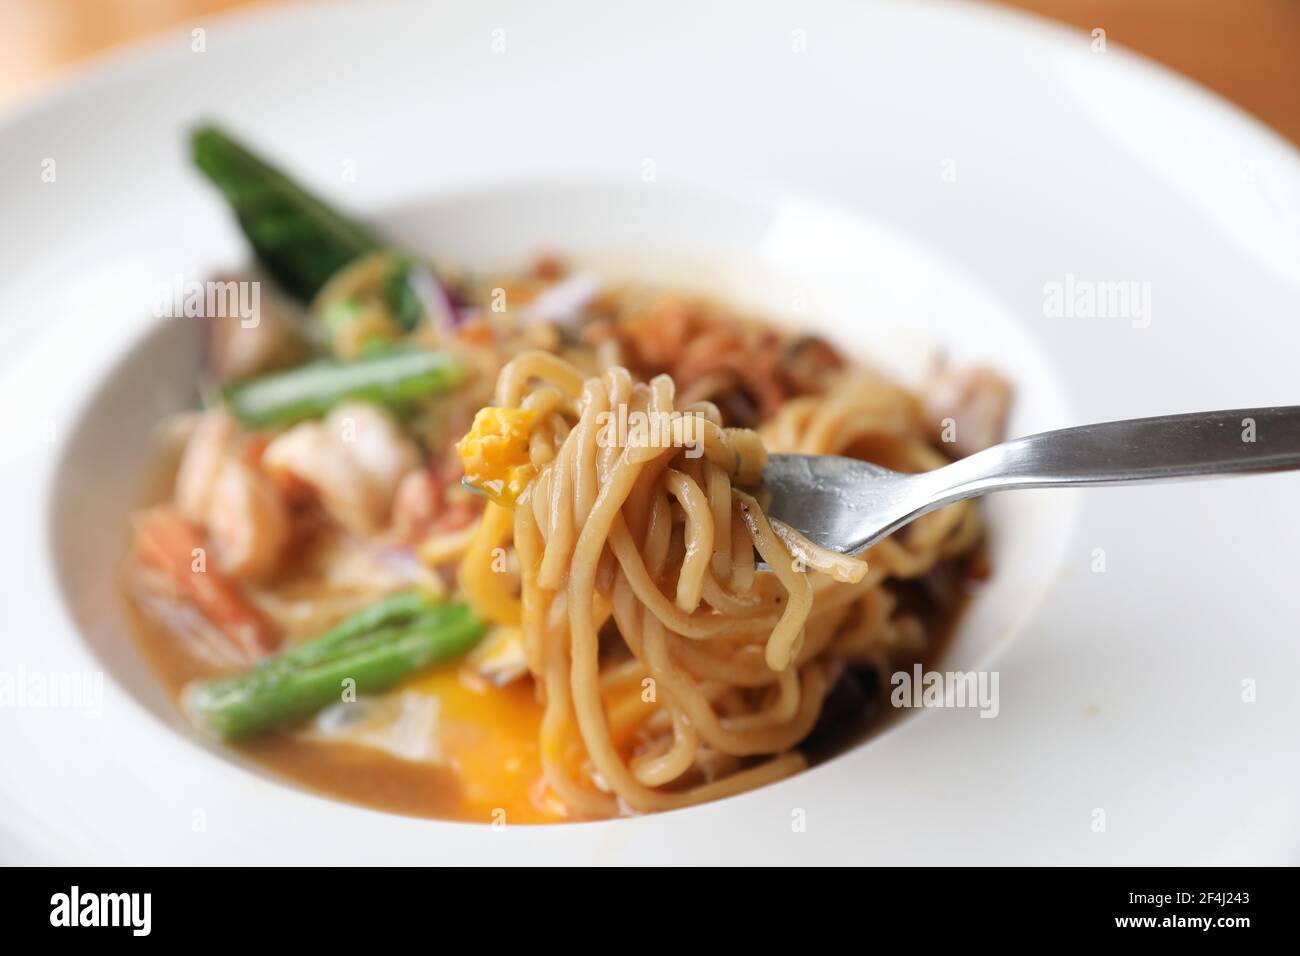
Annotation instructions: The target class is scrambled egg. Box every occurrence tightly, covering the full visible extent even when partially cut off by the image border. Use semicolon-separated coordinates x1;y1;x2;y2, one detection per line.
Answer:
455;407;537;507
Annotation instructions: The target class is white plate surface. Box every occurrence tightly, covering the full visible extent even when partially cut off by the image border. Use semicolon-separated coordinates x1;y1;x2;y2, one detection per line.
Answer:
1;0;1298;864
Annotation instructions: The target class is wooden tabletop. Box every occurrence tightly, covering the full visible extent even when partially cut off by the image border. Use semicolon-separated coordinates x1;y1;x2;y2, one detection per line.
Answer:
3;0;1298;145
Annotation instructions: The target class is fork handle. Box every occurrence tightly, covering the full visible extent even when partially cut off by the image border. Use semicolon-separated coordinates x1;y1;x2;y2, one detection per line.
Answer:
936;406;1300;498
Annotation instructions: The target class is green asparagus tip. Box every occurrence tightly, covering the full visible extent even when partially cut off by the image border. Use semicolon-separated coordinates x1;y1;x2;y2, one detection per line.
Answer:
184;596;486;740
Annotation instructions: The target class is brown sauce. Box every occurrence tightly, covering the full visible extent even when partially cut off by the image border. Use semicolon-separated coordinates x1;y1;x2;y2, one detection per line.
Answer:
124;555;978;824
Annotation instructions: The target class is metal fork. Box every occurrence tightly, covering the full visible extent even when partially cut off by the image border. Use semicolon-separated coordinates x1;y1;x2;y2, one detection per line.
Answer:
759;407;1300;558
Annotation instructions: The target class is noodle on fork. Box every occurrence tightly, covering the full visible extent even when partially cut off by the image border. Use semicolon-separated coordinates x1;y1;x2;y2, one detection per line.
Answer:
463;351;881;815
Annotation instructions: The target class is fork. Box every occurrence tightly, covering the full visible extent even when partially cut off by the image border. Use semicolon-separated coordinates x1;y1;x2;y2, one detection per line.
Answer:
759;407;1300;558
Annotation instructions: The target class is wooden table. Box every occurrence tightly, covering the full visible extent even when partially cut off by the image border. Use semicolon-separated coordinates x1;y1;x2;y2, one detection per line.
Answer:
2;0;1298;145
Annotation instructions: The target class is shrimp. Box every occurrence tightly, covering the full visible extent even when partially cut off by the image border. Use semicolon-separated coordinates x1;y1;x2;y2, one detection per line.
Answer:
263;402;419;535
175;410;236;524
173;408;290;581
133;507;279;659
207;459;290;580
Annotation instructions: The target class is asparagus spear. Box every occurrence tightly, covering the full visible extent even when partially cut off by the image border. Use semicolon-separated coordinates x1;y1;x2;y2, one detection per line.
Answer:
184;598;486;739
193;126;461;359
278;590;438;664
223;347;465;426
191;125;382;301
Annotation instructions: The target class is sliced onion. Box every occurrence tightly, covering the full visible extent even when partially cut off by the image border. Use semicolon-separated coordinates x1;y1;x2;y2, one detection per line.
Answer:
518;272;600;326
407;262;461;336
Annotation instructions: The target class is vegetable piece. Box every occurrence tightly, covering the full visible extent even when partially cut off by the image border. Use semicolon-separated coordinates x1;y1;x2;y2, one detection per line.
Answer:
387;258;436;333
192;127;461;352
517;272;600;327
223;348;465;427
316;252;461;358
275;591;437;667
184;595;486;739
321;296;401;360
132;507;280;660
191;125;382;301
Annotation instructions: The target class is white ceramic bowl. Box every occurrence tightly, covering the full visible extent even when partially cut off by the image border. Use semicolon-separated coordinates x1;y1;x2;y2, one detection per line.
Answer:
2;0;1298;864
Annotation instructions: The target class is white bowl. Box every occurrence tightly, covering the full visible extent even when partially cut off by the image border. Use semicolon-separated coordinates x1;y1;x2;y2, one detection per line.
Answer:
2;0;1299;864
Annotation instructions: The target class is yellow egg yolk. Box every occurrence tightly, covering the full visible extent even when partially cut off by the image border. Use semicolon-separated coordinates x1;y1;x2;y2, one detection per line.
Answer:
455;407;537;507
403;661;566;823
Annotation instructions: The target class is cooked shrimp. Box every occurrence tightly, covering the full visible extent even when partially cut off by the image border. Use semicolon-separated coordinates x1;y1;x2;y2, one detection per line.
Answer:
132;506;279;659
207;459;290;580
175;410;236;524
263;402;419;535
173;408;290;581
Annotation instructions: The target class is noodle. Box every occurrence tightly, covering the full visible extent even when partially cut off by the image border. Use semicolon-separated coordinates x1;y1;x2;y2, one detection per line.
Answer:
457;351;982;817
